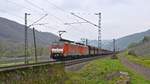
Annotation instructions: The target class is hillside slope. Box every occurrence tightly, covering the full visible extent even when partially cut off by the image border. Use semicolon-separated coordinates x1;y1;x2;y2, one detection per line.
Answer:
87;40;113;50
116;30;150;50
0;17;59;47
0;17;59;56
128;36;150;56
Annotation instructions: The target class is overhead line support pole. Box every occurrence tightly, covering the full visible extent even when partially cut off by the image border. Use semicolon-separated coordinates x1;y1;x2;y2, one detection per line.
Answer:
33;27;37;63
112;39;118;59
95;12;101;49
28;14;48;27
25;13;27;64
113;39;116;53
24;13;30;64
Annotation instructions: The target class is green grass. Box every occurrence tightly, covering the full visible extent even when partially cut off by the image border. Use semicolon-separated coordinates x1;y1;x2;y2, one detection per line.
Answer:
0;62;24;67
0;64;67;84
125;51;150;68
66;57;150;84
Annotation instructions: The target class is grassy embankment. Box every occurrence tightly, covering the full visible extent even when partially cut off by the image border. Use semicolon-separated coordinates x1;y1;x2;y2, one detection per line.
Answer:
0;63;67;84
0;62;25;67
125;36;150;68
1;57;150;84
0;46;50;67
66;57;150;84
125;51;150;68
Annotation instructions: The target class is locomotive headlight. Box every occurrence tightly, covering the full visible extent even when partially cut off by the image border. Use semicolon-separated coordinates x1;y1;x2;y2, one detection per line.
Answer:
51;48;63;53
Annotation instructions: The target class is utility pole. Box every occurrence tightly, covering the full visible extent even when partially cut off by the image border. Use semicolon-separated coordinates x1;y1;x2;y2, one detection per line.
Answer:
24;13;30;64
81;38;88;45
81;38;85;44
85;39;88;45
113;39;116;53
33;27;37;63
95;12;101;49
24;13;47;64
112;39;117;59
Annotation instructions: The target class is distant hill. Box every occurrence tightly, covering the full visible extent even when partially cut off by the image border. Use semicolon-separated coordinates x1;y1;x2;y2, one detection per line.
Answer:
116;30;150;50
89;29;150;51
0;17;59;48
87;40;113;50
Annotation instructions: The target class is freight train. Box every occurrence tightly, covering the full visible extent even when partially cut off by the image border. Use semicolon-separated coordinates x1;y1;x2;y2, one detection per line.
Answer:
49;39;112;60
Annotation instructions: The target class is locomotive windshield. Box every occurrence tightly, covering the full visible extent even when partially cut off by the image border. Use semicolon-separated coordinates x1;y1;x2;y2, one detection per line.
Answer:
51;42;64;49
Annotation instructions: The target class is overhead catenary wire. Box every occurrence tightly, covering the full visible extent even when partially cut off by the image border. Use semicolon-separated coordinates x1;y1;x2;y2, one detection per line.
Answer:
0;9;24;21
44;0;84;31
25;0;47;13
70;13;99;27
28;14;48;27
45;0;96;26
39;2;91;39
24;0;79;26
46;0;68;13
32;1;98;43
6;0;41;14
42;25;59;31
24;0;66;25
48;13;65;24
46;0;81;23
39;0;97;40
2;0;48;24
42;20;85;40
22;0;97;41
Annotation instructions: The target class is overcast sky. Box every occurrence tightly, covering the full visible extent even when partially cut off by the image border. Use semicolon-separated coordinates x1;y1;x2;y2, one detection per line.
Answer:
0;0;150;41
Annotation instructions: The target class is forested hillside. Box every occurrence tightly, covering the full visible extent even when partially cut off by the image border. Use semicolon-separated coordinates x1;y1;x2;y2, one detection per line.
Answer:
128;36;150;56
0;17;59;56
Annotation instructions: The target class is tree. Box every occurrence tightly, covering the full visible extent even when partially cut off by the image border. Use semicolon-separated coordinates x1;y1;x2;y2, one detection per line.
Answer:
142;36;150;43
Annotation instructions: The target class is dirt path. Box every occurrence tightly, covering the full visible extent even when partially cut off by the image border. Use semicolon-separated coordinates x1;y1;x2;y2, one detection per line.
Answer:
119;55;150;80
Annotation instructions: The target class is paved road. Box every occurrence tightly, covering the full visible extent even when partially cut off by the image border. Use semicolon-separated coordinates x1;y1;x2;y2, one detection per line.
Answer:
119;55;150;80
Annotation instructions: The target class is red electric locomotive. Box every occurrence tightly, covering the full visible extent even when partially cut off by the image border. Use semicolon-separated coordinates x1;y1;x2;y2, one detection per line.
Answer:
50;39;89;60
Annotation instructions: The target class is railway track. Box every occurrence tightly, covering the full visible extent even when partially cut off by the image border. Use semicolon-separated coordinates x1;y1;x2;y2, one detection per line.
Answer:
64;55;109;66
0;54;111;72
0;61;59;72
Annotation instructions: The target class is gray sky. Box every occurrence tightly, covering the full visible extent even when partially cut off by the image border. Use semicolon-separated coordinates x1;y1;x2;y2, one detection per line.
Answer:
0;0;150;41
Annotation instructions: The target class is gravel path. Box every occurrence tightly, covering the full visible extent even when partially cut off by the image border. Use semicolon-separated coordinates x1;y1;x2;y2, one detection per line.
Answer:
119;55;150;80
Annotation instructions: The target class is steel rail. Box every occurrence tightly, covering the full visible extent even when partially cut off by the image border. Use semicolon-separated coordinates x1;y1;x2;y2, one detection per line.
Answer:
0;61;58;72
64;55;110;66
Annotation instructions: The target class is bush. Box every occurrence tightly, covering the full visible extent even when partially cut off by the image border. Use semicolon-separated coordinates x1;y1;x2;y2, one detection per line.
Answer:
128;50;137;56
128;43;138;48
142;36;150;43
